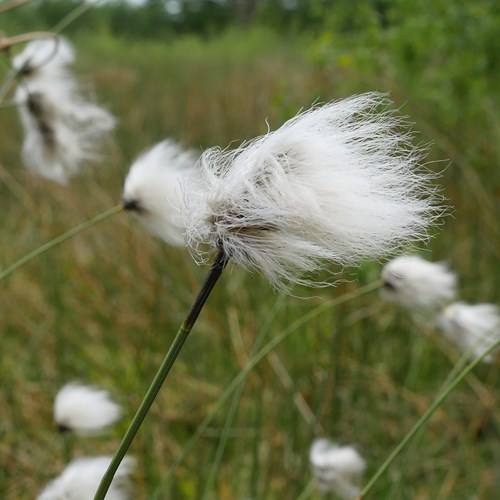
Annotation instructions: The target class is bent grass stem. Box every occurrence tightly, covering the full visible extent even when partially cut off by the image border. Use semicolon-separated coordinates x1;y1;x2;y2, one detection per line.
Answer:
151;280;382;498
0;204;123;281
94;250;228;500
361;336;500;498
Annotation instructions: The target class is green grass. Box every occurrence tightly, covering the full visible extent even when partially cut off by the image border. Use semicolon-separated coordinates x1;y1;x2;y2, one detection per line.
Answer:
0;23;498;499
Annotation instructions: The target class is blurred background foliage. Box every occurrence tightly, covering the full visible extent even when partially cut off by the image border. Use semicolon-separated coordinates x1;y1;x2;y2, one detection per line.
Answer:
0;0;498;498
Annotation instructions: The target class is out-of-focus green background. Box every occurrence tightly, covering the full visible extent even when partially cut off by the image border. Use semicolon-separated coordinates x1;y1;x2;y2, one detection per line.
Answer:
0;1;498;498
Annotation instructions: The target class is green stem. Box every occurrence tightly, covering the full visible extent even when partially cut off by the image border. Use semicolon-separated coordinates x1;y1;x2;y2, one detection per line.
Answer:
94;250;228;500
0;204;123;281
361;336;500;498
52;0;103;34
151;280;381;498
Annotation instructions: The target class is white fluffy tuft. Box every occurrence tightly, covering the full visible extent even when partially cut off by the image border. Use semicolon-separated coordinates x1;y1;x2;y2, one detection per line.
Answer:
37;455;135;500
437;302;500;363
381;255;457;315
123;140;199;246
13;37;75;77
54;382;122;435
14;38;115;183
184;93;442;289
309;438;366;499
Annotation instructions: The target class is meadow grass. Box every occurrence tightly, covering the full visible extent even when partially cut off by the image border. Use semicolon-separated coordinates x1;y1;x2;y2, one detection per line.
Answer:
0;25;498;499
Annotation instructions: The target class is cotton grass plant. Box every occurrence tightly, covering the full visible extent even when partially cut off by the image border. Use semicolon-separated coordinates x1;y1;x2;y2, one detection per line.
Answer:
37;456;135;500
54;382;122;435
309;438;366;499
2;13;497;499
8;37;115;183
96;92;443;497
437;302;500;363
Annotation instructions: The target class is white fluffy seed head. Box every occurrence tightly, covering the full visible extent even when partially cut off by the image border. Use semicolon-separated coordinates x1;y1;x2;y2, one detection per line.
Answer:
13;37;75;78
380;255;457;315
37;456;135;500
123;140;198;246
309;438;366;499
437;302;500;363
14;39;115;183
54;382;122;435
184;92;442;290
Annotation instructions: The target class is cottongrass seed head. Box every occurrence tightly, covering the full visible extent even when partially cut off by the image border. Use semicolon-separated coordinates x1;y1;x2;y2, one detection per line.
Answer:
309;438;366;499
437;302;500;363
37;455;135;500
13;37;115;183
123;139;199;246
54;382;122;435
185;92;442;290
381;255;457;316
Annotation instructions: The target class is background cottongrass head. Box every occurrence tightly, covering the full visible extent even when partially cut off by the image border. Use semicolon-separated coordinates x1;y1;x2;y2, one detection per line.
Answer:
37;455;135;500
123;139;198;246
380;255;457;316
309;438;366;499
437;302;500;363
54;382;122;435
13;37;115;183
13;37;75;78
185;92;442;289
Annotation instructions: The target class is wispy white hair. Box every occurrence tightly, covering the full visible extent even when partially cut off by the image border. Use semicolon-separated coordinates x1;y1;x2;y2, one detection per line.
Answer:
437;302;500;363
13;37;75;77
123;140;199;246
309;438;366;499
13;38;115;183
37;456;135;500
54;382;122;435
381;255;457;315
185;93;441;289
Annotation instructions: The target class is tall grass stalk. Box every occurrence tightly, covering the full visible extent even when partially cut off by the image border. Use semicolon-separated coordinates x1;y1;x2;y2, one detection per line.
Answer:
94;250;229;500
361;336;500;498
52;0;102;34
0;204;123;281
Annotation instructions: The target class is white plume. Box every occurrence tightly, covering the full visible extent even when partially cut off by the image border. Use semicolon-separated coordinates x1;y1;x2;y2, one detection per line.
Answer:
13;37;75;77
184;92;442;289
54;382;122;435
37;456;135;500
14;38;115;183
437;302;500;363
123;139;199;246
309;438;366;499
381;255;457;315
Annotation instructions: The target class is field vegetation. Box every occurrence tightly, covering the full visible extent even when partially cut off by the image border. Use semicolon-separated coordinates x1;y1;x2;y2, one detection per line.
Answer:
0;1;498;498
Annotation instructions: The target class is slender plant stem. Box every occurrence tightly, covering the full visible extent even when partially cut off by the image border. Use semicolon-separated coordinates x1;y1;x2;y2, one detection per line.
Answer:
361;336;500;498
0;0;34;14
52;0;103;34
94;250;228;500
151;281;381;498
0;204;123;281
0;31;56;51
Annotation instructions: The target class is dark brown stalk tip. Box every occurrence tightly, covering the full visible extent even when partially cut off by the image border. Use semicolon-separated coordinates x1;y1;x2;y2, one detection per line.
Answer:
122;199;142;212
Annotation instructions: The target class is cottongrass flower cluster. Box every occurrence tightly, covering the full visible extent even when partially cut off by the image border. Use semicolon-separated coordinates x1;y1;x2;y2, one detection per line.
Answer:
13;37;115;183
438;303;500;363
309;438;366;499
381;255;499;362
381;255;457;315
54;382;122;435
38;456;135;500
184;92;440;289
123;139;198;246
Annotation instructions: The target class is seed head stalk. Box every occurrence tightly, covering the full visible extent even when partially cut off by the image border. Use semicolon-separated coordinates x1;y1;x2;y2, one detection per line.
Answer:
94;249;228;500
